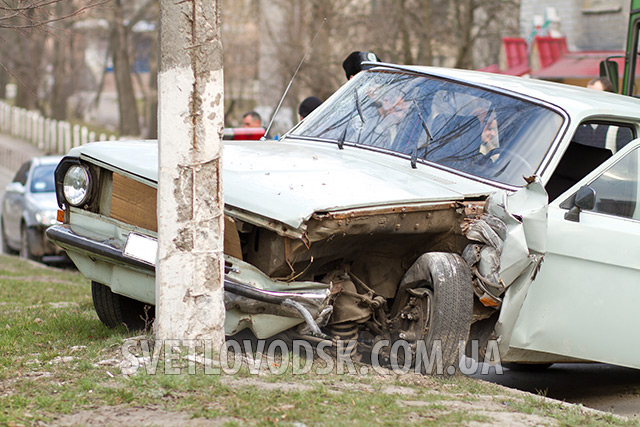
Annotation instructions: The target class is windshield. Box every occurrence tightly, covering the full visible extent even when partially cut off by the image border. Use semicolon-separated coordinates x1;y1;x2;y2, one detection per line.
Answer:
290;70;564;187
30;164;56;193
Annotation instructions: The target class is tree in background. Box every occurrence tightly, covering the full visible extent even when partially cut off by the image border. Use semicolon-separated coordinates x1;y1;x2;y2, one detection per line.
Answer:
0;0;520;137
250;0;519;129
0;0;104;114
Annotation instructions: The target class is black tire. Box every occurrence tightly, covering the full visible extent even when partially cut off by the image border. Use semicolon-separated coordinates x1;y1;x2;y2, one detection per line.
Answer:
1;219;17;255
91;281;154;330
20;224;37;261
502;362;553;372
392;252;473;374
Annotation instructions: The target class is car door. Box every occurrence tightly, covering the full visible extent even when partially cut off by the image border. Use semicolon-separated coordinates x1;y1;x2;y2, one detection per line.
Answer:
2;161;30;245
509;139;640;369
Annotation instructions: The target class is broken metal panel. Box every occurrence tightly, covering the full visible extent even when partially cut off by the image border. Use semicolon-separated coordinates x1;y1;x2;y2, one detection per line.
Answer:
500;179;548;254
225;309;304;338
466;178;549;351
225;255;330;294
222;255;332;338
462;178;548;315
484;177;548;286
307;202;465;240
246;202;469;279
493;257;542;355
224;205;306;240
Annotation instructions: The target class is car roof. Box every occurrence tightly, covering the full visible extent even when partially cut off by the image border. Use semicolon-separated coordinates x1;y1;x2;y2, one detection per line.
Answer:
370;63;640;122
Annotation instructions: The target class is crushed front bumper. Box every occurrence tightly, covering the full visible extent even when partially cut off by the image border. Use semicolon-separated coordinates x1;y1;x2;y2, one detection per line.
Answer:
46;224;331;338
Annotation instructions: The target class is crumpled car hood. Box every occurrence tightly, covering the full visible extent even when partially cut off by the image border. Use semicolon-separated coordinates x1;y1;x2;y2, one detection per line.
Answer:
71;139;497;230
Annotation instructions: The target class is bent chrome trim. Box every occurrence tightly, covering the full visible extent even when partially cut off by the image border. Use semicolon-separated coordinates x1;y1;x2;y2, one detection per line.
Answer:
46;224;331;327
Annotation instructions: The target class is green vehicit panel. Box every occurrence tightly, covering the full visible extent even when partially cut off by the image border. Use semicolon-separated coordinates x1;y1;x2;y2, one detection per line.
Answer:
621;0;640;95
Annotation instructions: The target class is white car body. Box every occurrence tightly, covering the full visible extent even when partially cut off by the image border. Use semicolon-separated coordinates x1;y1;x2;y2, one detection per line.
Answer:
47;65;640;371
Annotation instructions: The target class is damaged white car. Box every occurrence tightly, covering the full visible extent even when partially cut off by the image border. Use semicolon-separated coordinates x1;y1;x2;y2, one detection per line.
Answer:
47;64;640;372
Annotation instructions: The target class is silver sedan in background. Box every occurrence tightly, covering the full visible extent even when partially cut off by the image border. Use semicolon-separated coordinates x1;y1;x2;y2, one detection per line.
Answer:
1;156;65;261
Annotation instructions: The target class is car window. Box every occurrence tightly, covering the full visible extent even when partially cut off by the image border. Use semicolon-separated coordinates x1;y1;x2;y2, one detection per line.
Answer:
29;164;57;193
12;161;30;186
571;120;635;154
588;146;640;219
546;122;637;201
291;70;564;187
561;146;640;220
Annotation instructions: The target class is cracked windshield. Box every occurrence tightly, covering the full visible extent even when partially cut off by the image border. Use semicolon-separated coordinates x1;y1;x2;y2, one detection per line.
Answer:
291;70;564;187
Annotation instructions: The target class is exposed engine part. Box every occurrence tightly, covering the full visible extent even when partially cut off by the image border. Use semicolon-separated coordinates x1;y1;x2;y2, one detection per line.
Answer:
350;255;405;298
390;293;431;343
325;269;376;325
327;321;359;357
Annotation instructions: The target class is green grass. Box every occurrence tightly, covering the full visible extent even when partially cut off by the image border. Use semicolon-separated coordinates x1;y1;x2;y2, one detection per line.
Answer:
0;254;635;426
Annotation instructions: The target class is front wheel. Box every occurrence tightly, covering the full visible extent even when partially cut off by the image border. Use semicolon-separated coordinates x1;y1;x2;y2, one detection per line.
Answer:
20;224;38;261
1;219;17;255
92;281;154;330
390;252;473;375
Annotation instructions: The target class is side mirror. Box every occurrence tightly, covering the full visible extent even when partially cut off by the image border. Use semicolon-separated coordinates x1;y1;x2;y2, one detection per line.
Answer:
564;185;596;222
5;182;25;195
599;59;619;93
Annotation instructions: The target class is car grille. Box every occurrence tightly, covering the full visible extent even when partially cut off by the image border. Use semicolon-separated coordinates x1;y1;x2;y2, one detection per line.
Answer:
105;171;243;260
110;172;158;232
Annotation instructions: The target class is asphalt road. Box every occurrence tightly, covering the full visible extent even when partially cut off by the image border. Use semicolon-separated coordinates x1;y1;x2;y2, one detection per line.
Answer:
471;362;640;420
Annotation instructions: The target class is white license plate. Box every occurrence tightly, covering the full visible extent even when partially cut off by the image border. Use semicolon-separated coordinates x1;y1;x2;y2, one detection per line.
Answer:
123;232;158;266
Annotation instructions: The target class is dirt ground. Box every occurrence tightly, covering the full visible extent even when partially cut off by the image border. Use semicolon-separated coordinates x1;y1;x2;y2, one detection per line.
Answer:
51;371;628;426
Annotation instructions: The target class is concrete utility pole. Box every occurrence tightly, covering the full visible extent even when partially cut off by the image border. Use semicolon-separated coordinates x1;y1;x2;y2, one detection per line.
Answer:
156;0;225;347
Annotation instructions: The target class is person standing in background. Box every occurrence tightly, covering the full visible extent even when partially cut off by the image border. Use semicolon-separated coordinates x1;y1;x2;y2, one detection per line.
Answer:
342;51;381;80
242;111;262;128
298;96;322;121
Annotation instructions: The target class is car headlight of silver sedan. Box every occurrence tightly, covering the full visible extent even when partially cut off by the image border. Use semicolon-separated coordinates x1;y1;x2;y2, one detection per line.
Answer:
63;165;92;207
35;209;58;226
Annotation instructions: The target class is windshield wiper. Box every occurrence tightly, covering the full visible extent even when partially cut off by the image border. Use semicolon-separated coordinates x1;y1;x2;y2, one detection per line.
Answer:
354;90;365;125
337;116;349;149
410;100;433;168
338;89;366;149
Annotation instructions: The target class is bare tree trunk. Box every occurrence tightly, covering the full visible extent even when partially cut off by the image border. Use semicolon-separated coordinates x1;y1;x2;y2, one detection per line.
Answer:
15;9;43;110
416;0;433;66
50;37;69;120
454;0;476;69
50;2;70;120
308;0;335;100
156;0;226;347
0;68;7;99
111;0;140;136
396;0;413;64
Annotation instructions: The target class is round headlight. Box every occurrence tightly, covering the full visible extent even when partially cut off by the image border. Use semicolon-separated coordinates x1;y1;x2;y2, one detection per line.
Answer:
63;165;91;206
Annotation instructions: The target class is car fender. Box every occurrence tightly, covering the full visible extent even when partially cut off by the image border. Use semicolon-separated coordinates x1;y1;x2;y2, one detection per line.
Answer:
487;177;549;353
